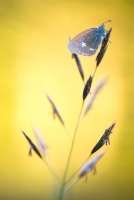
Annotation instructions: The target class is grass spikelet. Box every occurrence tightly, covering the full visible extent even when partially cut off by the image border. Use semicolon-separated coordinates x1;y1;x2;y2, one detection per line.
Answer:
46;94;72;141
83;75;93;100
21;130;42;159
79;150;105;178
32;126;48;158
83;77;106;117
90;122;116;155
95;26;112;68
69;37;85;82
72;53;85;82
101;26;112;48
96;44;109;68
46;94;64;125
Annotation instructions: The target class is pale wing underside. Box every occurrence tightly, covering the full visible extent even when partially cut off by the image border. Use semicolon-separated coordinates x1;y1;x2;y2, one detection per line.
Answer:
68;28;103;56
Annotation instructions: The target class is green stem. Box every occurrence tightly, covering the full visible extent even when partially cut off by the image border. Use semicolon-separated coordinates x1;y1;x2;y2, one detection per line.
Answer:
60;178;79;197
63;125;73;141
57;101;84;200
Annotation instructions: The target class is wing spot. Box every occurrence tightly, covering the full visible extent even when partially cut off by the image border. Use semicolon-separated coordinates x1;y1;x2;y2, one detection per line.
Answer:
82;42;86;47
90;48;94;51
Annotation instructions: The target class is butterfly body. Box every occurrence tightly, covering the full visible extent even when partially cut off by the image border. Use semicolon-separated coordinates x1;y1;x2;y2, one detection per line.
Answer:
68;22;109;56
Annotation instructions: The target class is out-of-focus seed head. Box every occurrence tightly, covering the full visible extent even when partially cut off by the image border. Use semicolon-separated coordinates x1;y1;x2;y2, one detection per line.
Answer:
46;94;64;125
79;150;105;178
33;126;48;157
83;77;106;116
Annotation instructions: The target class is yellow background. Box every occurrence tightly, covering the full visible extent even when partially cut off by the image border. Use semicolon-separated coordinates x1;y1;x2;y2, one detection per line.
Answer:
0;0;134;199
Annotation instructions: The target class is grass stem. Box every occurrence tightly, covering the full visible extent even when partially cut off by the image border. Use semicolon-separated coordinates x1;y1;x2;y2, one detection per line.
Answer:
57;101;84;200
66;154;91;185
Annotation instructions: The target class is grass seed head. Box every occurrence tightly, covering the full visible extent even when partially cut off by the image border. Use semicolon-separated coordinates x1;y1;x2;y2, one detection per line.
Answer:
102;26;112;47
33;126;48;157
96;44;109;67
72;53;84;81
83;75;93;100
69;36;84;81
46;94;64;125
79;150;105;178
83;77;106;116
21;130;42;159
90;122;116;155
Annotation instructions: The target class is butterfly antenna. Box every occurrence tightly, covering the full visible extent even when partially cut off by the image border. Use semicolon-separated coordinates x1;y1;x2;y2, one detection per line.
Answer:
102;20;111;25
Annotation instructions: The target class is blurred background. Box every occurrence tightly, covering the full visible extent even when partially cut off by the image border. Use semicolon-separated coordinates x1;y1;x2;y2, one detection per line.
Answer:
0;0;134;199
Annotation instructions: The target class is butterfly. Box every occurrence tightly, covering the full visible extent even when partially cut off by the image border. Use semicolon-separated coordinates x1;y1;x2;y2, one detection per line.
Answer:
68;20;111;56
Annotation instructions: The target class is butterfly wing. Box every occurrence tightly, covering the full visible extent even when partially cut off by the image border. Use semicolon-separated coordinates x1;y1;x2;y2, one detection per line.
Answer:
68;28;103;56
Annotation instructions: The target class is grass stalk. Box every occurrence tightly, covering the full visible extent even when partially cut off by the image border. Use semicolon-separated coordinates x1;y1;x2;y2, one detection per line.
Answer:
63;126;73;141
93;67;97;78
60;178;79;197
57;101;84;200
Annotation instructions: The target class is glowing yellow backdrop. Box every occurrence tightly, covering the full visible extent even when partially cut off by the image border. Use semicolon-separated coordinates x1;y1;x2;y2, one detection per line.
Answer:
0;0;134;200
